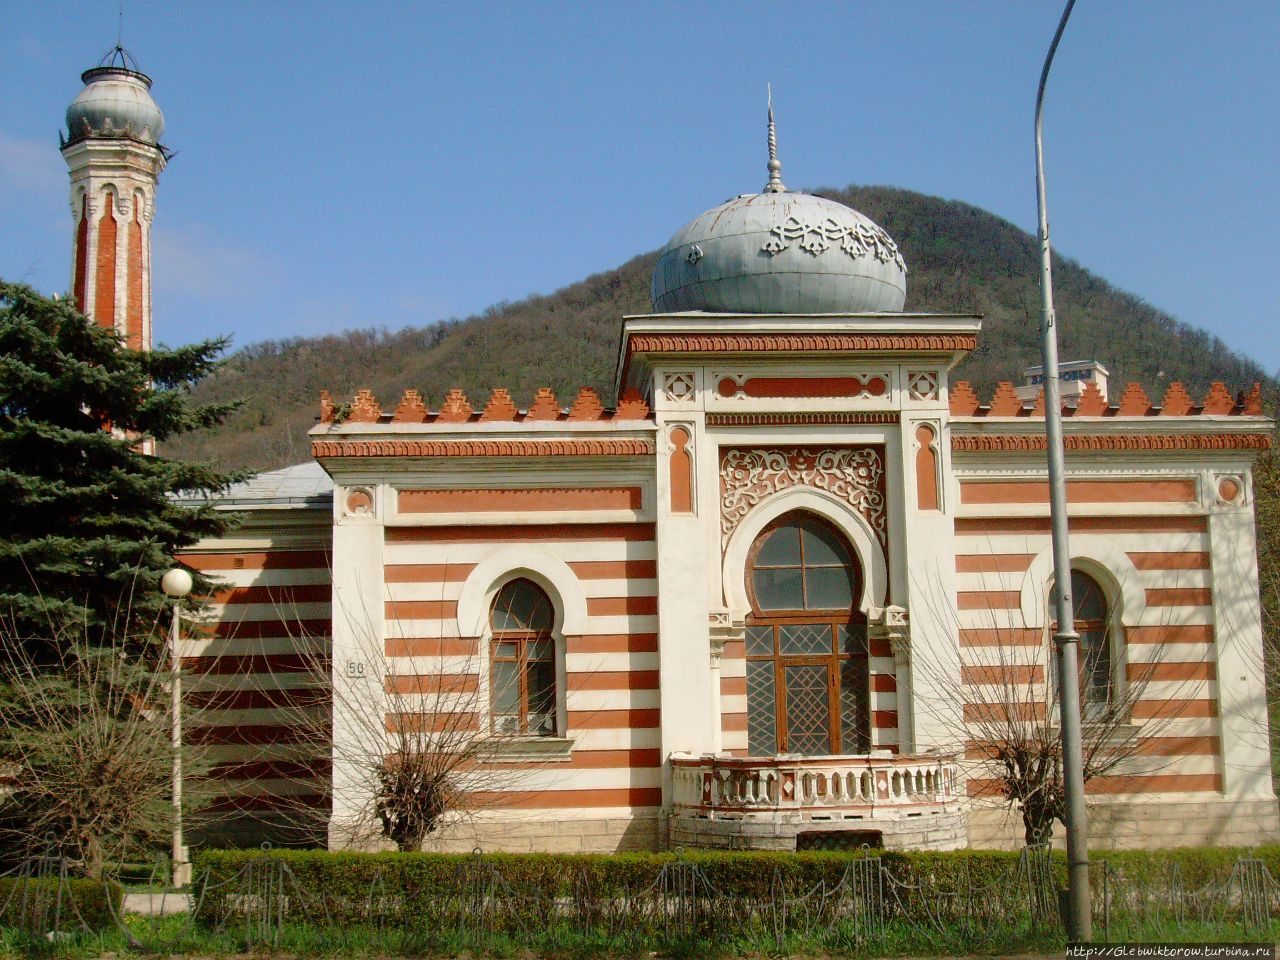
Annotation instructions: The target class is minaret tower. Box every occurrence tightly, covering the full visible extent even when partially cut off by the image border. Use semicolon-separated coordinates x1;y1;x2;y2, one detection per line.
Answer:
61;46;168;351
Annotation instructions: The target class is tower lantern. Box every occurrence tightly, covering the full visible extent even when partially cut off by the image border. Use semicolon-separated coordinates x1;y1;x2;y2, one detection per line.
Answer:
61;45;168;352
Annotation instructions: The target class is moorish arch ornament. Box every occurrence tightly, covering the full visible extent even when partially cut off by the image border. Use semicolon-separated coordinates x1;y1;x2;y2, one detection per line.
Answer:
719;447;886;548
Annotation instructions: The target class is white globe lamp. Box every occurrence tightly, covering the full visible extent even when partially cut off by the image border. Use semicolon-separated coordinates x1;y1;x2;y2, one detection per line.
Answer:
161;567;193;599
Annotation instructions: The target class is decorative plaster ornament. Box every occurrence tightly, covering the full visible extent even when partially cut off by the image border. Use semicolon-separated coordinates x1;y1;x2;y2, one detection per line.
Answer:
719;447;886;546
907;371;939;402
951;433;1272;453
762;215;906;272
662;372;696;403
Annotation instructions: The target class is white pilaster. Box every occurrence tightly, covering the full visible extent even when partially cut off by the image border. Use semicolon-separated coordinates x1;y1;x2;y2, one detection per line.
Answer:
1206;481;1274;800
328;484;388;847
897;395;964;756
652;369;717;796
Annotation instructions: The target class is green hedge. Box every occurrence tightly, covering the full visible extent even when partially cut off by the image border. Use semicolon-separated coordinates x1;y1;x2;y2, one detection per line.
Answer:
1091;846;1280;888
195;848;880;907
193;845;1280;929
0;877;123;931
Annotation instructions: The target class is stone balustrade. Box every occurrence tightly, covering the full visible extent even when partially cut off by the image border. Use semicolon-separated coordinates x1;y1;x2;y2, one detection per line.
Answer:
670;752;959;820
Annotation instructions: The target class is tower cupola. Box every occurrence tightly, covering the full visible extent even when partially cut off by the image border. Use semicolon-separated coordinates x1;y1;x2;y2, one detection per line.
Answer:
651;99;907;315
61;45;168;360
64;46;165;147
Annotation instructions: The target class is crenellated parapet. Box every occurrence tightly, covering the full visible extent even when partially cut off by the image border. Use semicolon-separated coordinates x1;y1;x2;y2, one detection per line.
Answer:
950;380;1265;419
317;385;652;425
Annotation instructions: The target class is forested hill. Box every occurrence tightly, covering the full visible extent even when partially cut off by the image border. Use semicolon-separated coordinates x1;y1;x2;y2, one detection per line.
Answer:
164;185;1271;473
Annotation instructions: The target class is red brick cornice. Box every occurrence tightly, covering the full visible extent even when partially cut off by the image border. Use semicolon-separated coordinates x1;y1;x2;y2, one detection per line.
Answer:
629;333;977;354
312;438;656;459
951;433;1272;453
707;412;900;427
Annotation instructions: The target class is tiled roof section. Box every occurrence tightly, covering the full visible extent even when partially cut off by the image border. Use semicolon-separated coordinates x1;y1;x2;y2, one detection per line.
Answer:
319;386;652;424
950;381;1267;418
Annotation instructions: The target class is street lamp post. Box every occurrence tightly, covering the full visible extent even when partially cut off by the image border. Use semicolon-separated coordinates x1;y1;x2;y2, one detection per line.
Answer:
1034;0;1092;942
161;567;193;888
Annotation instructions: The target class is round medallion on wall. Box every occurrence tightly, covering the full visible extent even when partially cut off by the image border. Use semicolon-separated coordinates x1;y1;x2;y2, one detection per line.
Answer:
345;487;375;517
1216;476;1243;505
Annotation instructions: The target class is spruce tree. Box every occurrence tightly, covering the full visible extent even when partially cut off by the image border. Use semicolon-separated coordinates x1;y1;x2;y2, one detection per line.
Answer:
0;281;243;645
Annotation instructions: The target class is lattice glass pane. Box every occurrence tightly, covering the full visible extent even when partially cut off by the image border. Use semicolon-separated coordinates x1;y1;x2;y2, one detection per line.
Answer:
494;641;518;659
779;623;831;656
801;523;852;568
756;524;802;566
746;660;777;757
839;623;868;655
1073;571;1107;621
755;567;804;609
527;711;555;734
746;624;775;656
491;660;519;718
840;658;870;753
526;658;556;728
784;663;831;756
491;579;553;630
1080;626;1111;719
805;567;853;610
1049;571;1109;624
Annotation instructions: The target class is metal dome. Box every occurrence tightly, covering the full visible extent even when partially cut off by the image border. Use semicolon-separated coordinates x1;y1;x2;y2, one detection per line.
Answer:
651;190;907;314
64;48;164;146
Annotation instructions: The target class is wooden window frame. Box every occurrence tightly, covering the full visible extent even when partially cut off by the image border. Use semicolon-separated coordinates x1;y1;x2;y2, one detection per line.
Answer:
745;513;871;757
489;579;557;737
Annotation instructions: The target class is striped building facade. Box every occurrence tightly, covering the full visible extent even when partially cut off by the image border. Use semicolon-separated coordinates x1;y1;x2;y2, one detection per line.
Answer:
181;328;1277;853
59;47;1276;854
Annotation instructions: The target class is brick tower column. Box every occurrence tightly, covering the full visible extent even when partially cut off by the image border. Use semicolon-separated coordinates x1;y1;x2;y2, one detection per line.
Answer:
61;49;168;353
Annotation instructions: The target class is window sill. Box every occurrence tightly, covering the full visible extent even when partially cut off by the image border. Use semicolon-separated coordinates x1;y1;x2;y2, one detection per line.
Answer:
479;735;575;762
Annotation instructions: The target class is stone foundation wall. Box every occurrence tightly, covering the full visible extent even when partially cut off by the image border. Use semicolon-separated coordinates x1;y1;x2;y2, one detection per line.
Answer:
968;796;1280;850
330;815;662;853
669;806;967;851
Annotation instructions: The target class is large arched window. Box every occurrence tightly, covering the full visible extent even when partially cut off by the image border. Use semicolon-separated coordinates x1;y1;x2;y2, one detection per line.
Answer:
1050;569;1114;720
745;512;870;756
489;579;557;736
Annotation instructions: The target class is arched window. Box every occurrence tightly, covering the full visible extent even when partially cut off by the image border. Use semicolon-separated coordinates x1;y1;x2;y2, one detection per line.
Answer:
1050;569;1114;720
489;579;557;736
745;512;870;756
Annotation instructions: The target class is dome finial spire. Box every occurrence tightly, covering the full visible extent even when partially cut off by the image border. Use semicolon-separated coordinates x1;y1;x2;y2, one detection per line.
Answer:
764;83;786;193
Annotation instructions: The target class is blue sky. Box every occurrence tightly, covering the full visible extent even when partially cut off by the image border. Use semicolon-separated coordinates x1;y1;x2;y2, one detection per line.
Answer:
3;2;1277;373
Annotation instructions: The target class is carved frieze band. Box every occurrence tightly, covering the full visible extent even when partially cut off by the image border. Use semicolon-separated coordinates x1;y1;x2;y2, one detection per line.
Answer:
312;439;656;458
707;411;899;427
720;447;887;547
629;334;977;354
716;374;888;400
951;433;1272;453
762;216;907;273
